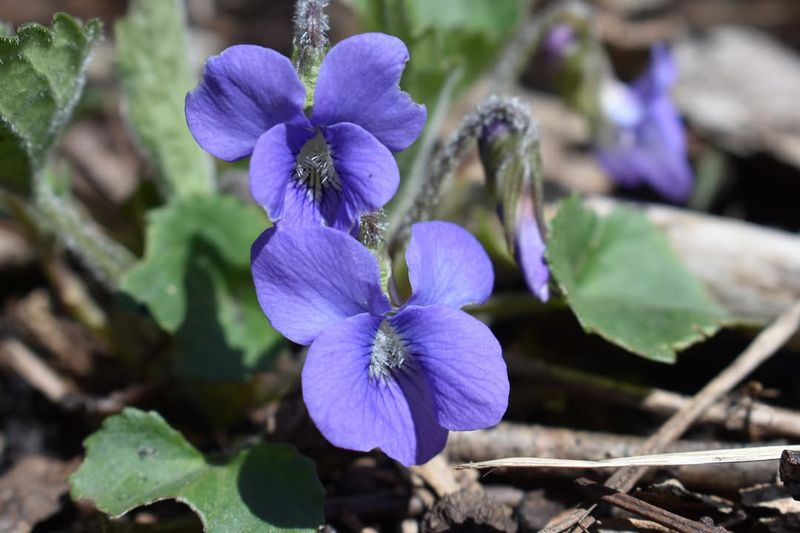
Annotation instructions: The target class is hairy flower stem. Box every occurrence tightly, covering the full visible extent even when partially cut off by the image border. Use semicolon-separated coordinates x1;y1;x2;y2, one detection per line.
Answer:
392;95;540;249
32;172;136;289
358;210;392;296
292;0;330;110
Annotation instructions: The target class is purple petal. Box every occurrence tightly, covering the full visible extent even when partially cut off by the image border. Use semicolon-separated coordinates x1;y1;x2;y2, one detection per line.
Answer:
543;23;576;60
516;198;550;302
598;97;692;203
277;176;342;229
406;221;493;308
389;305;508;431
251;226;390;345
311;33;426;152
186;45;307;161
631;44;676;104
600;80;643;129
637;98;693;201
249;124;313;220
323;122;400;230
302;313;448;466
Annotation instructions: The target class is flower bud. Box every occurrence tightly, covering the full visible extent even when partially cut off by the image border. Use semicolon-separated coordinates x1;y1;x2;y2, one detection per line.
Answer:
543;23;577;61
478;102;549;302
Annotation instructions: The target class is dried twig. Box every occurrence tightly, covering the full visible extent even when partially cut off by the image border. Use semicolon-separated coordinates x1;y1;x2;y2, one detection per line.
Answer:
448;423;734;465
574;478;730;533
0;337;159;415
508;355;800;439
0;338;74;403
542;299;800;532
447;422;783;492
460;444;800;470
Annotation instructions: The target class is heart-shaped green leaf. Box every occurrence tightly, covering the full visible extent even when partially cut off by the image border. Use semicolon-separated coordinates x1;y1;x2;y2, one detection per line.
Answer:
71;408;325;532
120;195;282;380
547;196;729;363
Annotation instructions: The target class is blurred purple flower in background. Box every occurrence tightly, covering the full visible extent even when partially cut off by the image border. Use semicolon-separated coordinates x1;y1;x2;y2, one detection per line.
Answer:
597;45;693;202
251;221;509;466
186;33;426;231
542;23;577;61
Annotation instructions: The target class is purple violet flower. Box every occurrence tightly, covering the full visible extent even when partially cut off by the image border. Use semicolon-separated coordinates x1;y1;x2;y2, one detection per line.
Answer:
596;44;693;202
251;221;509;466
542;23;576;61
186;33;426;231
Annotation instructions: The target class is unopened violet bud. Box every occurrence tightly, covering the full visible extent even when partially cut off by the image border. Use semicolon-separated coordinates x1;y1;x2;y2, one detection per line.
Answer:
477;97;550;302
596;44;693;202
542;23;577;61
357;209;392;295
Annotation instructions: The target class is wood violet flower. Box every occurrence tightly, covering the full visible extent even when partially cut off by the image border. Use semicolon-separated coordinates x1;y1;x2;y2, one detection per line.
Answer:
251;222;509;466
186;33;426;231
597;44;693;202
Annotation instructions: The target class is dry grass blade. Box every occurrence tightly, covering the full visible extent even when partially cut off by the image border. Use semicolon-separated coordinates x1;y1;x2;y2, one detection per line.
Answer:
457;444;800;470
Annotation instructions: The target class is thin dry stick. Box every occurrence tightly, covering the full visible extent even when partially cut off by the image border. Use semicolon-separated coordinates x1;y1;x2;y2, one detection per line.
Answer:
542;299;800;533
460;444;800;470
573;478;730;533
0;337;161;414
0;338;74;402
507;355;800;439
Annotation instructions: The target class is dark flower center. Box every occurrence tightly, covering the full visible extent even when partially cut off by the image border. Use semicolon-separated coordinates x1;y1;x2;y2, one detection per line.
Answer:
370;321;407;381
293;131;342;203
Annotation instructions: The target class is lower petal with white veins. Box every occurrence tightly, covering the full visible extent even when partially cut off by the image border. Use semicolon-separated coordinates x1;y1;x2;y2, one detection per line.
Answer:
302;313;447;466
389;304;509;431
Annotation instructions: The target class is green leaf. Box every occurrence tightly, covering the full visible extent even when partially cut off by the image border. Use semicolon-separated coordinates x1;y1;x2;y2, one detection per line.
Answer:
353;0;528;181
71;408;325;532
353;0;526;104
405;0;526;38
120;195;282;380
546;197;728;363
115;0;214;197
0;14;100;195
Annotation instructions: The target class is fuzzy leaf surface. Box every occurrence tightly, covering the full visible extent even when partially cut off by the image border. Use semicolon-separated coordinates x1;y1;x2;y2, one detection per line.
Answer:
0;14;100;195
115;0;214;197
